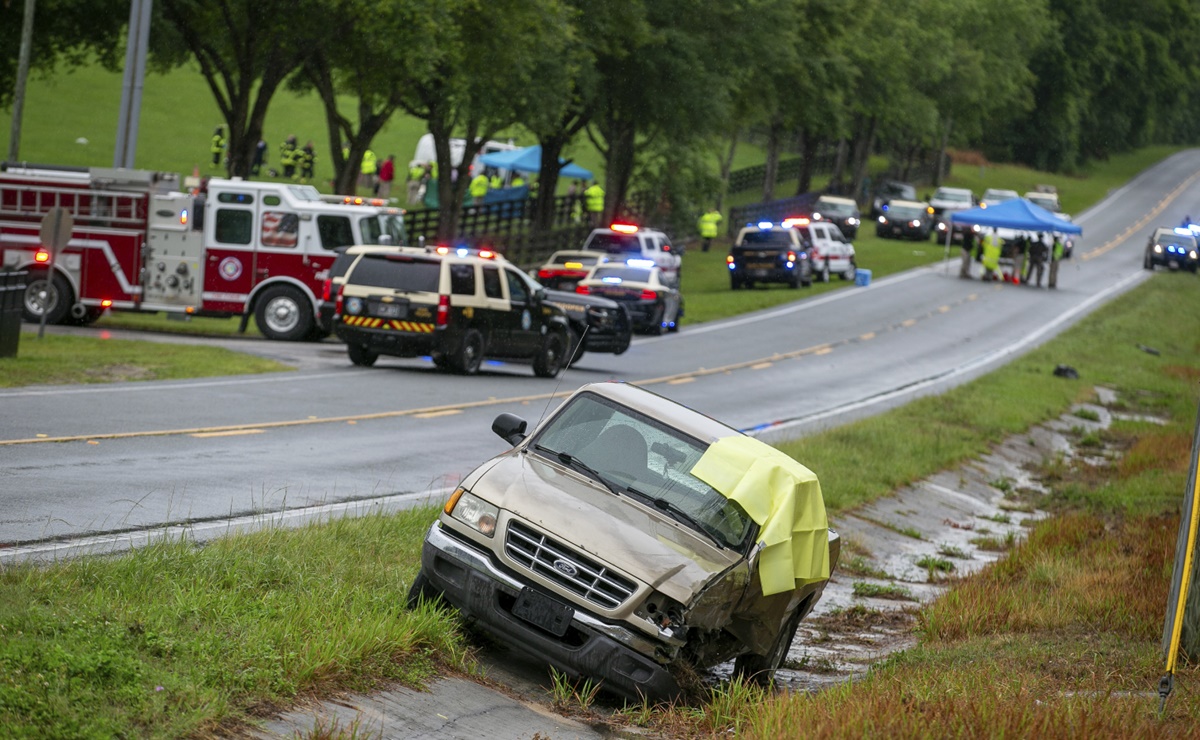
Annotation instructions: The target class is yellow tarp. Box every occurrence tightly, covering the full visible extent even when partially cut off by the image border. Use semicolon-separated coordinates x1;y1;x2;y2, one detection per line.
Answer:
690;436;830;596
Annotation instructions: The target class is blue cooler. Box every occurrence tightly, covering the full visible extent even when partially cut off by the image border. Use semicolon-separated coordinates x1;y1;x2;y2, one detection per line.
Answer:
855;268;872;287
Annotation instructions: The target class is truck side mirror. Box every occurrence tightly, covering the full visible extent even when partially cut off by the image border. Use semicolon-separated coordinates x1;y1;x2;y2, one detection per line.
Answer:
492;412;528;446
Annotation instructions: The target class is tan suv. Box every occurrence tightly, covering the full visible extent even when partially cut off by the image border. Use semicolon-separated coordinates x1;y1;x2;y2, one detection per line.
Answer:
332;245;570;376
409;381;840;700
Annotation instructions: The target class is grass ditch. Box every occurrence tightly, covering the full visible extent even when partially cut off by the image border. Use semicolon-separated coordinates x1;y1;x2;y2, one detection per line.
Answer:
4;273;1200;735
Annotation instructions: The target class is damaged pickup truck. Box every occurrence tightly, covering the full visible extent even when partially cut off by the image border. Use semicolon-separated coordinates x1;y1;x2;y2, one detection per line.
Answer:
409;381;840;700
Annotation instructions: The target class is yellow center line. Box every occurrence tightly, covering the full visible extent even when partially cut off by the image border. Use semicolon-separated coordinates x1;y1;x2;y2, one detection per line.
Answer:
938;305;950;313
751;362;773;370
1082;171;1200;262
814;347;833;356
413;409;463;419
859;332;875;341
902;319;917;327
191;429;265;439
667;377;695;385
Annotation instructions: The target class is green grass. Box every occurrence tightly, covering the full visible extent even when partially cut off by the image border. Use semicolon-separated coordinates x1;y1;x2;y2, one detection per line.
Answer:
0;332;289;387
0;508;467;738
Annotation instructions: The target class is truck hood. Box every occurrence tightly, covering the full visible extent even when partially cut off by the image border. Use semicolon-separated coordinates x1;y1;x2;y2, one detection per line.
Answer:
470;450;741;605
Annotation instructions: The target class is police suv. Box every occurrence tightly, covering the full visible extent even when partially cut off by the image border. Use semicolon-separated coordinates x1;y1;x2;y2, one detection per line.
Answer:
332;245;571;376
727;221;814;289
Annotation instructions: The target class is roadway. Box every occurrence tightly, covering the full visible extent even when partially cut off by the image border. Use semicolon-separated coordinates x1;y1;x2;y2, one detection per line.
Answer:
2;150;1198;557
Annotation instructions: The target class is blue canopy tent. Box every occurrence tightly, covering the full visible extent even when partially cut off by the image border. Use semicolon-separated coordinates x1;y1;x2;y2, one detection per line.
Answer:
944;197;1082;269
478;145;594;180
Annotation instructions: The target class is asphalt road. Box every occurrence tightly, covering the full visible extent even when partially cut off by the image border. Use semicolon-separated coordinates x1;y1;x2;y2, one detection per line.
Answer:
3;150;1198;557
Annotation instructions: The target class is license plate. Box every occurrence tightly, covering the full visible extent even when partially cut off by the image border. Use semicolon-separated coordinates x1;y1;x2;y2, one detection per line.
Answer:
373;302;406;319
1170;260;1180;269
893;227;902;234
747;262;774;270
752;269;770;277
511;587;573;637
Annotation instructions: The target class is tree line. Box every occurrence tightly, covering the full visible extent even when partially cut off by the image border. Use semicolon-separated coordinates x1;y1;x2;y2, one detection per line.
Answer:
4;0;1200;238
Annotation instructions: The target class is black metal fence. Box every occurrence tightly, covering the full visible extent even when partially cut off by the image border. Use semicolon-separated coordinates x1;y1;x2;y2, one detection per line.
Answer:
727;194;821;236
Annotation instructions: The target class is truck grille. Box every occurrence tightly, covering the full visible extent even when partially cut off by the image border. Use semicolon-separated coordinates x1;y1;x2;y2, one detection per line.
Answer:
505;520;637;610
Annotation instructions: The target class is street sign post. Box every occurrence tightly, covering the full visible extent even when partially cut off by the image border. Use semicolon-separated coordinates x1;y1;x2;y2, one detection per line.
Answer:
37;207;74;339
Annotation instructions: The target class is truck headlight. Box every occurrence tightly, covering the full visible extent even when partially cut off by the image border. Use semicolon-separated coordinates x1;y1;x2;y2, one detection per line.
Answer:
444;488;499;537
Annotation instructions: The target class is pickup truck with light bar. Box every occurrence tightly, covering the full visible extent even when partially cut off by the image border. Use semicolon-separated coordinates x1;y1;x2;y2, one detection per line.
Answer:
580;223;681;288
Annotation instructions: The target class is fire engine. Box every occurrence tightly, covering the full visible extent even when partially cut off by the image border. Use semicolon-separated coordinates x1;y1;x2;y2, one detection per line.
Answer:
0;164;405;340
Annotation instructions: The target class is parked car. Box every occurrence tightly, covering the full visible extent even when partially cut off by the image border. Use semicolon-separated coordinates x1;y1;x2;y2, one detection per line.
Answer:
332;244;570;376
979;188;1019;208
409;381;840;700
575;263;682;335
536;250;608;291
581;223;681;287
811;195;862;239
875;200;935;241
870;180;917;217
1144;227;1199;272
929;187;977;242
726;221;814;290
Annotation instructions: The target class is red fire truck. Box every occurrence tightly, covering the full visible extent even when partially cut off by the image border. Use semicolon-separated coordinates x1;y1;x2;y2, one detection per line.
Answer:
0;164;405;340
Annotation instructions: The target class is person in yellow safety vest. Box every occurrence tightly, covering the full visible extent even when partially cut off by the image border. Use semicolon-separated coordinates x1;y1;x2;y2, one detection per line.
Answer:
210;126;226;168
407;162;425;205
584;181;605;226
1048;235;1064;289
360;149;378;191
279;135;298;179
469;172;490;205
980;230;1003;282
489;170;503;190
698;207;723;252
511;173;526;189
297;141;316;183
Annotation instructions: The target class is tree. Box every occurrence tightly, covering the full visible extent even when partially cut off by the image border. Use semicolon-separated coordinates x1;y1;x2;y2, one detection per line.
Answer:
0;0;128;110
152;0;322;177
396;0;573;240
291;0;442;195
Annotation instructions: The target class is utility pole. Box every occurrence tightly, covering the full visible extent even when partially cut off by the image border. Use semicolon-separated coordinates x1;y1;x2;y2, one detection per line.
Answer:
114;0;153;169
8;0;37;163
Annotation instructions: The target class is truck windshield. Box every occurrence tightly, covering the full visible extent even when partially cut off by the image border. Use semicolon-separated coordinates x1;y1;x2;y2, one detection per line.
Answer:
532;392;755;550
286;185;324;202
587;233;640;254
361;214;407;246
740;231;794;246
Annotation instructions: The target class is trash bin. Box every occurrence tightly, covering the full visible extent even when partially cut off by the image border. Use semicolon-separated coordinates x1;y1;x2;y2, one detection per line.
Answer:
0;270;27;359
855;268;872;287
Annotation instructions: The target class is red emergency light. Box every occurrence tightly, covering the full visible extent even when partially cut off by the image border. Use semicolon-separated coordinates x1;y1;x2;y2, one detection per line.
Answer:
610;223;639;234
100;299;113;308
34;249;50;263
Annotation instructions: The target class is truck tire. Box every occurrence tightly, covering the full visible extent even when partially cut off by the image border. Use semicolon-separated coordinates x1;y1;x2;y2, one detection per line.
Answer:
452;329;485;374
22;271;72;325
406;571;442;608
347;344;378;367
841;260;857;280
566;329;585;367
255;285;313;342
820;263;831;283
533;330;566;378
732;603;805;688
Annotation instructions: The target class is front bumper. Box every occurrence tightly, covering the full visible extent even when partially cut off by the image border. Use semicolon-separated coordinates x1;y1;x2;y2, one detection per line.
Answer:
419;523;681;700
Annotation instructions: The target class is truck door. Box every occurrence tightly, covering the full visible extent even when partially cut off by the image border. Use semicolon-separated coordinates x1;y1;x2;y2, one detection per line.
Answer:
502;267;539;355
250;194;306;294
202;190;257;313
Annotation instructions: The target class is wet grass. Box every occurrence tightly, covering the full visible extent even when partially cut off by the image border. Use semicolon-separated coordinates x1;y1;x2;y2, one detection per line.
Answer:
0;508;468;737
0;332;289;387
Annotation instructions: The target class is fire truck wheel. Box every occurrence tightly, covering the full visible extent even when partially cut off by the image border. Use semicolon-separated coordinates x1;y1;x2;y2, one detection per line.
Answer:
22;271;73;325
68;306;103;326
255;286;313;341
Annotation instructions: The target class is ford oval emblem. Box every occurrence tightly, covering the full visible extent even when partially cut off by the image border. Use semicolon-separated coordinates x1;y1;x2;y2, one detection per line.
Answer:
552;559;578;578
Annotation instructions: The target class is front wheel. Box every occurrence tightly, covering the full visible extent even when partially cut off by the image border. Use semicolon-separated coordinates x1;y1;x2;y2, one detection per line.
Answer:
566;329;585;367
255;286;313;341
733;605;804;688
1144;251;1153;270
533;330;567;378
406;571;442;609
820;263;831;283
22;271;73;325
841;260;857;281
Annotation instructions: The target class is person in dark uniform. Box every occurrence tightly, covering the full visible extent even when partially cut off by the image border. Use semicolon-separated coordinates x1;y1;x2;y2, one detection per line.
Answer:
1026;233;1049;287
251;138;267;176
